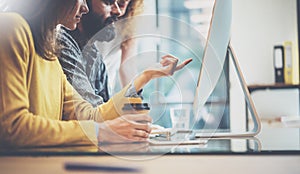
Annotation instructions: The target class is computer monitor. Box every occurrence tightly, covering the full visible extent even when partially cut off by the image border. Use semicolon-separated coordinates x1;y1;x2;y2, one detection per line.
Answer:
192;0;261;138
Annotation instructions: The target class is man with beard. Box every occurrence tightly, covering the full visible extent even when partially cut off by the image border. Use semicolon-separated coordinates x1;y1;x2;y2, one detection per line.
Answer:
56;0;121;107
56;0;192;110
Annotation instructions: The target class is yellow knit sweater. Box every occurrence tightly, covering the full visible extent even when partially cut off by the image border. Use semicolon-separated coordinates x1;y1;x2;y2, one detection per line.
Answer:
0;13;139;147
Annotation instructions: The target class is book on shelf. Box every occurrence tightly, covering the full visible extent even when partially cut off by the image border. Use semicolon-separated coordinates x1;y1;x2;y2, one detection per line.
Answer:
283;41;293;84
274;41;299;85
273;45;284;83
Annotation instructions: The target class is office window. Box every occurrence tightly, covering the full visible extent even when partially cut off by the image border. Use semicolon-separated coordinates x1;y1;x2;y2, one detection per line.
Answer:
138;0;214;104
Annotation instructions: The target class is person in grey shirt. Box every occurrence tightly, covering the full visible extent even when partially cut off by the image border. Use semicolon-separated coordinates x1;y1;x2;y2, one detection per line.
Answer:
56;0;121;107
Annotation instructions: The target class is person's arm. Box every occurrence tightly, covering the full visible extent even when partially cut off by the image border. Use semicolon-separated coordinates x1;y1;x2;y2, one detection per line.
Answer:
93;54;192;143
97;114;152;143
62;75;152;143
133;55;193;92
119;39;138;87
62;74;142;122
84;54;192;122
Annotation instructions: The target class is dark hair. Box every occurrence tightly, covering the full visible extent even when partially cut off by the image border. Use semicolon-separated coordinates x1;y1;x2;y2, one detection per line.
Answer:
3;0;77;60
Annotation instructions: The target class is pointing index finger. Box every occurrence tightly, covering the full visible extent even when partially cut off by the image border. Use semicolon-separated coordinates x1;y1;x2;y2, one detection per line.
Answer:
175;58;193;71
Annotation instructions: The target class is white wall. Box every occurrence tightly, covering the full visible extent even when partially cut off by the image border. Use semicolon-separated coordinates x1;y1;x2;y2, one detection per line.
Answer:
231;0;298;84
231;0;299;124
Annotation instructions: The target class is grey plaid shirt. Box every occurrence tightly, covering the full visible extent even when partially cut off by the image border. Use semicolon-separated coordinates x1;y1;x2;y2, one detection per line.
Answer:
56;27;109;107
56;27;141;107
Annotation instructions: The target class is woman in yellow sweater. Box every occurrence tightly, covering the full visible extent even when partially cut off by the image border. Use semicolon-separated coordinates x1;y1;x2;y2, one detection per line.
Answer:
0;0;192;147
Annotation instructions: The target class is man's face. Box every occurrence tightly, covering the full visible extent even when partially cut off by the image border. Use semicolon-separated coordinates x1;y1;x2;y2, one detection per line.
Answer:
80;0;120;42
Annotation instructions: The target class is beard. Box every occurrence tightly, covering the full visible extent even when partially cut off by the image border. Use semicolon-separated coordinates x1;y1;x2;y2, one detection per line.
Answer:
81;11;117;42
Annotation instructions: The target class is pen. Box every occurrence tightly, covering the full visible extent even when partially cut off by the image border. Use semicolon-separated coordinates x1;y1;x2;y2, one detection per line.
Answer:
64;162;141;173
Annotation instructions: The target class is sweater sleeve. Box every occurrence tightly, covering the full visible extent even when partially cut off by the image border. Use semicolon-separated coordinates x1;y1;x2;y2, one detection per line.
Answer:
62;76;142;122
0;13;97;147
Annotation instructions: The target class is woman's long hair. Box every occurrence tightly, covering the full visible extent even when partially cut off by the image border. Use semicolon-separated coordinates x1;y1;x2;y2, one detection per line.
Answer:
1;0;77;60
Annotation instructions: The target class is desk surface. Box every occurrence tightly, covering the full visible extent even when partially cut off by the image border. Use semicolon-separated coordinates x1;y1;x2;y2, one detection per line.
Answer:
0;127;299;174
0;127;299;156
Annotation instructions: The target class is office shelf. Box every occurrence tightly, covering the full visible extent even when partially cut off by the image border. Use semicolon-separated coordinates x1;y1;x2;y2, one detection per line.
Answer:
248;83;300;93
246;83;300;129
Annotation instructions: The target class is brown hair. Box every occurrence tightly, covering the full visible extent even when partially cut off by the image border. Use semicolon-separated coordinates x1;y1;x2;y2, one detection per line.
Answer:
120;0;144;19
119;0;144;45
2;0;77;60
